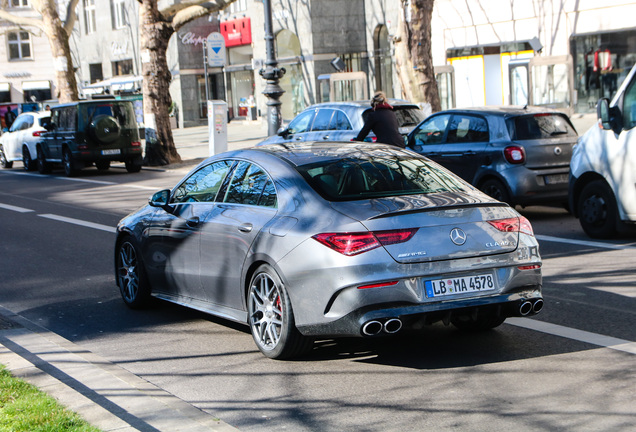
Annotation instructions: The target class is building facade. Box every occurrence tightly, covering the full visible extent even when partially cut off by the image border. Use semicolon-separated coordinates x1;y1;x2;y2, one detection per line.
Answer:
3;0;636;130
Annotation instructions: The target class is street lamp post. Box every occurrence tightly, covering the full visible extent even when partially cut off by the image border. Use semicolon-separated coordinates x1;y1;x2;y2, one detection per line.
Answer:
259;0;285;136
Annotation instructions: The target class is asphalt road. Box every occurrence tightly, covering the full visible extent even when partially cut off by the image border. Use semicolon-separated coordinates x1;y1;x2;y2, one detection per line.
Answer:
1;166;635;431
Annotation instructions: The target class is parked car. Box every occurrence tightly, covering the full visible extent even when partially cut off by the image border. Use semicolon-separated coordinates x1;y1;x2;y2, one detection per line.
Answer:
36;100;142;176
258;100;425;145
0;111;50;171
115;142;543;359
405;106;578;207
569;65;636;238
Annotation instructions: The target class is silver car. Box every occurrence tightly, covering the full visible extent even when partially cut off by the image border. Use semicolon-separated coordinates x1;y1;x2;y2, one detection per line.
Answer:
258;100;425;145
115;142;543;359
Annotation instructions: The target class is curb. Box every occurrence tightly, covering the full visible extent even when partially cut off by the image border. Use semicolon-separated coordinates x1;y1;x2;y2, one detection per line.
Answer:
0;306;239;432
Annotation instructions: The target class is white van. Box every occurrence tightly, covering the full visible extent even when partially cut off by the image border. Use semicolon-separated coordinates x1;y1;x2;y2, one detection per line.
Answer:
569;65;636;238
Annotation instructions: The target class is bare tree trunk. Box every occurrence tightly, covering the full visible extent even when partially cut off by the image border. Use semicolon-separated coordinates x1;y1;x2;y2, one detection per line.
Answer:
139;0;181;166
395;0;441;113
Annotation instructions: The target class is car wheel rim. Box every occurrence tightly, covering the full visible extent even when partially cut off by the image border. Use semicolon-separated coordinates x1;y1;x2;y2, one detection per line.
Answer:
249;273;283;351
118;242;139;302
582;194;606;226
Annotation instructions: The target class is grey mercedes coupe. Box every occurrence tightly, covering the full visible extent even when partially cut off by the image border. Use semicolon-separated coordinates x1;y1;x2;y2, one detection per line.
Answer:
115;142;543;359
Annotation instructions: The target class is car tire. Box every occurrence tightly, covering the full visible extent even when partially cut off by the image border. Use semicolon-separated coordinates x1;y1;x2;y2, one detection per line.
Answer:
578;180;618;239
125;158;142;173
22;146;35;171
248;264;313;359
116;238;151;309
90;115;121;144
95;160;110;171
37;146;51;174
451;309;506;331
63;148;79;177
480;178;512;205
0;146;13;169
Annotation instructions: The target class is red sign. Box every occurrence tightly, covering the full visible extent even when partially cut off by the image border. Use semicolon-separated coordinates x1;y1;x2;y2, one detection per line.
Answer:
220;18;252;47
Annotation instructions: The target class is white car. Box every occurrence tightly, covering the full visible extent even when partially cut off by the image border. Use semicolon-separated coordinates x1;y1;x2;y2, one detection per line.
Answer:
0;111;51;171
569;65;636;238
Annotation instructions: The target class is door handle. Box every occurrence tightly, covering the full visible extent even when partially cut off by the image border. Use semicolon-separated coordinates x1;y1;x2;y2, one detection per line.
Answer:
186;216;200;227
322;135;330;140
238;223;253;233
463;151;476;156
294;136;303;141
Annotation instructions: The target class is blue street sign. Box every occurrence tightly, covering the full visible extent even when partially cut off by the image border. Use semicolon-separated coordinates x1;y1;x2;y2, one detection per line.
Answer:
207;32;226;67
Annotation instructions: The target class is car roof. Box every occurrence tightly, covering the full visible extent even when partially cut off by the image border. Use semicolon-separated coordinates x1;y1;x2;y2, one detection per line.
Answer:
438;105;568;118
17;111;49;118
251;141;412;167
303;99;420;110
51;99;130;109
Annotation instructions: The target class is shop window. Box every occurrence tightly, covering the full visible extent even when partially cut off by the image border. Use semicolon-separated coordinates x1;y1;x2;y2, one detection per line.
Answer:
276;30;305;120
84;0;96;34
571;30;636;114
24;89;52;102
229;0;247;13
7;31;31;60
112;59;133;76
373;25;393;98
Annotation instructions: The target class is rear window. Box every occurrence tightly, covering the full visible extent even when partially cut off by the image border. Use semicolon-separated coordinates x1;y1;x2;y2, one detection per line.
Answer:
297;152;470;201
362;106;425;128
79;102;138;129
510;114;577;140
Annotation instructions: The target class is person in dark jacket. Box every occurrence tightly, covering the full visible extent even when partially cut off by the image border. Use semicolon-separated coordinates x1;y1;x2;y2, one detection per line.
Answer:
355;91;404;147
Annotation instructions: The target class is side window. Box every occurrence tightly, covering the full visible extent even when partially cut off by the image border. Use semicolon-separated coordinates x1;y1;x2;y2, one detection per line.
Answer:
412;114;451;146
446;115;489;143
622;77;636;130
172;160;233;203
21;115;33;130
9;117;23;132
223;161;277;207
332;110;352;130
287;110;315;134
311;109;334;131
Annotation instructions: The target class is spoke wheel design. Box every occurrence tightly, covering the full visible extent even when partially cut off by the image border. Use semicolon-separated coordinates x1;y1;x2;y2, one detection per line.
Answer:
0;146;12;169
37;146;51;174
63;148;78;177
116;239;150;308
248;264;313;359
480;179;511;205
250;273;284;350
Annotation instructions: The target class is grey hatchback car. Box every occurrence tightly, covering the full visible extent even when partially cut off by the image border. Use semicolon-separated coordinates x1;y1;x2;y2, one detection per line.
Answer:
406;106;578;207
258;100;425;145
116;142;543;359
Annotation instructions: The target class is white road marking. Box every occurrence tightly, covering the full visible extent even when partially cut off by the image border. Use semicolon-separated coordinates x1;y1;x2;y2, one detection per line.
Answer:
38;214;116;233
507;317;636;355
1;169;158;189
536;234;636;250
0;203;34;213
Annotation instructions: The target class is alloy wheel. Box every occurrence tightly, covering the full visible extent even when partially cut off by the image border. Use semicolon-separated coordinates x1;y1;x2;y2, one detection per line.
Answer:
249;272;283;351
118;241;140;303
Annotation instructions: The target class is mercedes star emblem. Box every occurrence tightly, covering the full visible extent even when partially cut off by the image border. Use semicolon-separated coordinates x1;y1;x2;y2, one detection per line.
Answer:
450;228;467;245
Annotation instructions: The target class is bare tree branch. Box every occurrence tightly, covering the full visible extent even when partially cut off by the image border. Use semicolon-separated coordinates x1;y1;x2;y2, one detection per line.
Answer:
63;0;81;36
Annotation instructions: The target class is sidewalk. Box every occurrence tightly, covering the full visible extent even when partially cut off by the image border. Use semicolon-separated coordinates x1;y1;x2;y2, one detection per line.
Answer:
0;120;272;431
0;306;239;432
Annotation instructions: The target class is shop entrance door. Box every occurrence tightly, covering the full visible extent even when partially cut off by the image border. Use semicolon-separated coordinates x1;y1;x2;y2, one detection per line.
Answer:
509;61;529;105
529;55;574;115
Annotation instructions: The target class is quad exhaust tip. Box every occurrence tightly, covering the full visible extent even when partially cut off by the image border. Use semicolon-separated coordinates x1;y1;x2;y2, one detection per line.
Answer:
362;320;383;336
519;301;533;316
384;318;402;334
532;298;544;314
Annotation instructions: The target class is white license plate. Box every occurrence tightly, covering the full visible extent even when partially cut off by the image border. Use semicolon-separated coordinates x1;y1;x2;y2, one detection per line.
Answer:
544;174;568;184
102;149;121;155
425;274;495;298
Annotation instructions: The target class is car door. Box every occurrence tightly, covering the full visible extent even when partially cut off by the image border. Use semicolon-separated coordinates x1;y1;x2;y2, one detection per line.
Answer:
46;109;65;160
5;115;25;160
307;108;336;141
143;160;234;299
434;114;490;183
279;109;316;143
407;113;451;160
198;160;278;311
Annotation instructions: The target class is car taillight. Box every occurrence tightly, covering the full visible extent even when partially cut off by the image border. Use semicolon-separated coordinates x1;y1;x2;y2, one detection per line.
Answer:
132;141;141;147
32;131;42;137
504;145;525;164
488;216;534;236
313;228;418;256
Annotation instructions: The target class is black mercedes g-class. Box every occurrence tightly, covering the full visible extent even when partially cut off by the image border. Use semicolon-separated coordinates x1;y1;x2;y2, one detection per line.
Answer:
37;100;143;176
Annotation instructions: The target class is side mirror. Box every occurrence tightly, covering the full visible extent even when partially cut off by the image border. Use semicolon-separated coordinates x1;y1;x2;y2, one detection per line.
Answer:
277;127;290;137
149;189;173;212
597;98;622;134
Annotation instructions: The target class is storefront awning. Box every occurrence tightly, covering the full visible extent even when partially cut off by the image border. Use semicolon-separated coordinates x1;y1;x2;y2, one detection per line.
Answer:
22;80;51;90
0;83;10;92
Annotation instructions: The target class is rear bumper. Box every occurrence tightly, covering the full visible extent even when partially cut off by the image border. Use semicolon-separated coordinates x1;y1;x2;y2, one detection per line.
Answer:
499;165;569;205
297;286;543;337
73;147;142;162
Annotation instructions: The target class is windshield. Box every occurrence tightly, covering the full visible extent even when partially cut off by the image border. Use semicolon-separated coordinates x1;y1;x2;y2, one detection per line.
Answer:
297;152;471;201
